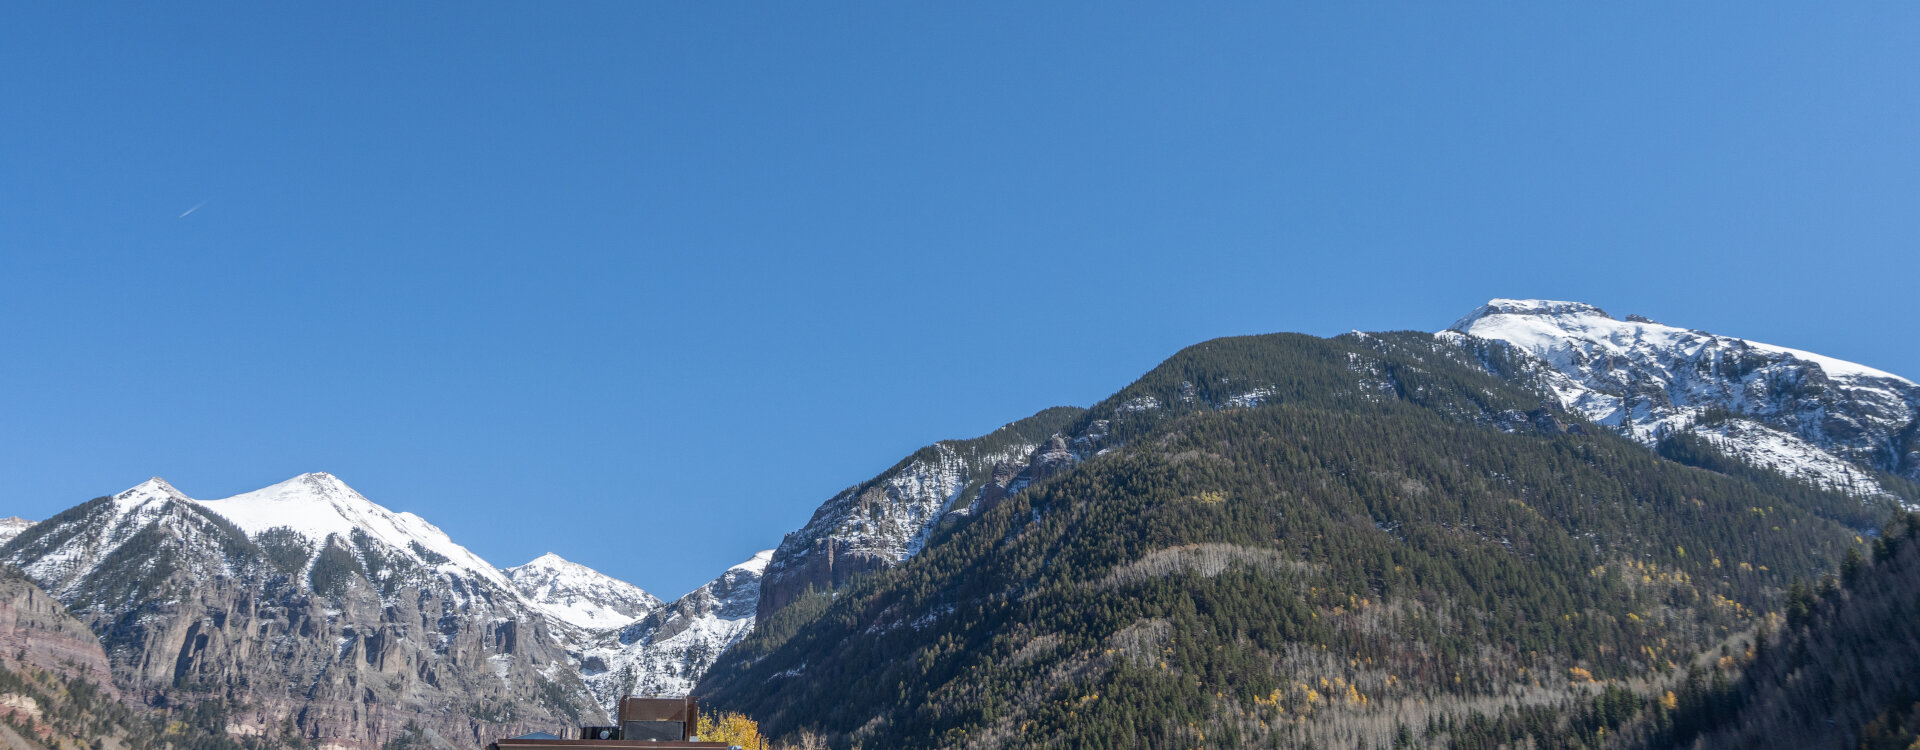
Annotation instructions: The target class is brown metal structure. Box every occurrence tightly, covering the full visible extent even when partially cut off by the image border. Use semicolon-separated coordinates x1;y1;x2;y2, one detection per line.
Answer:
618;697;699;741
489;739;733;750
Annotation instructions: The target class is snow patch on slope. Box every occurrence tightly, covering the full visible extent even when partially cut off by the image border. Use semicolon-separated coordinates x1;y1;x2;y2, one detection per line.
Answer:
1689;420;1889;498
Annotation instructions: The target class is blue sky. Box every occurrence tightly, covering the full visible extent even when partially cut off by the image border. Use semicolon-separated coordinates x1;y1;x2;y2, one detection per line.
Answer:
3;5;1916;597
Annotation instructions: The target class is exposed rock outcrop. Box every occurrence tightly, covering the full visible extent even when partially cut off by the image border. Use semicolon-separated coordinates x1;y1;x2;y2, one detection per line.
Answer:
0;565;115;697
0;476;606;750
756;407;1085;621
570;551;769;712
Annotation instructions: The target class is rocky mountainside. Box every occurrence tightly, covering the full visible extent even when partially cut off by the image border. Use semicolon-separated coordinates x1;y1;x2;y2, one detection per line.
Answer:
1443;299;1920;496
495;548;770;717
0;565;116;699
696;329;1886;748
0;564;302;750
1;297;1908;749
1617;511;1920;749
0;474;605;750
506;553;662;634
756;407;1084;620
569;551;770;713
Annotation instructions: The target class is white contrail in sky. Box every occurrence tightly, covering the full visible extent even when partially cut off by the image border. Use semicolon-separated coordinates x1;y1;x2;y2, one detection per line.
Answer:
179;201;205;218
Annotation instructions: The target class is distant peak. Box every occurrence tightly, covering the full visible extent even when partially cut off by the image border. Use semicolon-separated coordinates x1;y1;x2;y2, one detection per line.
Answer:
248;472;365;503
731;550;776;575
1449;299;1611;332
515;552;579;570
296;471;350;488
192;472;513;589
117;477;189;503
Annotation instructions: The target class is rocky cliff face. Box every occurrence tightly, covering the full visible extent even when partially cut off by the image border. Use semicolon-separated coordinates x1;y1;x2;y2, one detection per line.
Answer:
0;475;606;750
500;550;773;716
0;565;116;697
756;407;1085;621
1444;299;1920;496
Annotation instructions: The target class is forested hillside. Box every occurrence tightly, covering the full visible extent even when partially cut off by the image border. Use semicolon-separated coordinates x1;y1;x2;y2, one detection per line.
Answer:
1614;511;1920;749
698;331;1893;749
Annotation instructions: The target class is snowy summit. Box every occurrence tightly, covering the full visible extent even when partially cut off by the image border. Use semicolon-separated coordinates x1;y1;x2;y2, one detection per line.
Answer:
505;552;663;631
192;472;513;589
1444;298;1920;496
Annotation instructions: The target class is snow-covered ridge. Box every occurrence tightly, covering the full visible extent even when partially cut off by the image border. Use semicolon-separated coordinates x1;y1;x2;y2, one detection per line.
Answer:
11;478;222;599
1449;299;1611;328
506;552;663;631
0;517;37;547
727;549;773;576
191;472;512;589
1451;299;1910;386
1445;298;1920;492
572;550;773;710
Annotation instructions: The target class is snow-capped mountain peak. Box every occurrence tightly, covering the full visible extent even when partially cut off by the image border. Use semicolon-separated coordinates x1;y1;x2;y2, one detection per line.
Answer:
3;473;614;741
0;517;36;547
1444;298;1920;493
1449;298;1612;331
190;472;512;589
730;549;774;576
118;476;190;505
505;552;662;631
1450;299;1910;386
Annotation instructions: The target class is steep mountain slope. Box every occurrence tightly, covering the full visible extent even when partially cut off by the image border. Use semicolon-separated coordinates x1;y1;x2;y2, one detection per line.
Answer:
0;566;319;750
506;553;662;634
194;473;512;591
698;331;1886;749
757;407;1084;620
0;520;32;548
501;550;772;715
572;552;770;713
0;565;116;700
1445;299;1920;494
0;474;605;750
1615;511;1920;749
1;565;160;750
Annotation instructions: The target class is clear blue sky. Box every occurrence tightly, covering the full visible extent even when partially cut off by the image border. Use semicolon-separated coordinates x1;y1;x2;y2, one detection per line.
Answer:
3;4;1916;597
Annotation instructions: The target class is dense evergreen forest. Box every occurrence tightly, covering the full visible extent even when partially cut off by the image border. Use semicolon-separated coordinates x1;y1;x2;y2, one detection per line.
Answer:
1610;511;1920;748
699;332;1899;749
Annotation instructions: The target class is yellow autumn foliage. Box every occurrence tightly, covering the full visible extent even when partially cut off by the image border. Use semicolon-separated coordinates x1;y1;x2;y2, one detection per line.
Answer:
700;711;767;749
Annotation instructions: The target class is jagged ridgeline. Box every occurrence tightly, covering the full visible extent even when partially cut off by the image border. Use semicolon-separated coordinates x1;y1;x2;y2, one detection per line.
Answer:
0;564;311;750
756;405;1088;621
0;475;606;750
696;331;1888;749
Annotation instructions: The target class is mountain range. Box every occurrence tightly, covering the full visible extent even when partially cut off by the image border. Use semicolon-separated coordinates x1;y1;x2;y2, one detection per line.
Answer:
1;299;1912;749
0;473;769;750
